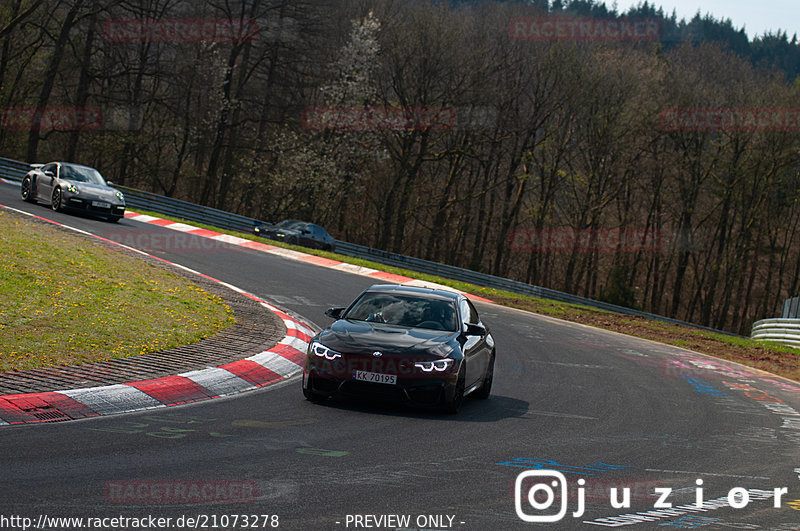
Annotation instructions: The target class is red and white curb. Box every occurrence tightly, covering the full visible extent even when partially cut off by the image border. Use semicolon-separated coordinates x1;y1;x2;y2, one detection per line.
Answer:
123;212;494;304
0;204;315;426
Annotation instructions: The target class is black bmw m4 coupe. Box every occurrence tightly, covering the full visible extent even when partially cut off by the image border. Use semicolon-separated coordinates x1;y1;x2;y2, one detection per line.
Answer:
302;284;495;413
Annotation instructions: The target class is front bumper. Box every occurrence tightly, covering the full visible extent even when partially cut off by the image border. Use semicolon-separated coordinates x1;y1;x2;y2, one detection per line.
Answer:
303;357;459;407
63;193;125;218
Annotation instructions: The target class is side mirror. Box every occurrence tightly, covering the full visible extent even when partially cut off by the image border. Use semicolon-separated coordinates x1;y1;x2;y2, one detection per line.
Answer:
107;181;114;186
325;307;345;320
464;323;486;337
44;170;55;178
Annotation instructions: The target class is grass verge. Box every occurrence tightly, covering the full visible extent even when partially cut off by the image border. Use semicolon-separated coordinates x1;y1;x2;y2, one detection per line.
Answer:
129;209;800;383
0;210;234;371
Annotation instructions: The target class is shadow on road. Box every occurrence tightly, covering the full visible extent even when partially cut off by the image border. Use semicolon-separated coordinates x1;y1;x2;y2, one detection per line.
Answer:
302;393;531;422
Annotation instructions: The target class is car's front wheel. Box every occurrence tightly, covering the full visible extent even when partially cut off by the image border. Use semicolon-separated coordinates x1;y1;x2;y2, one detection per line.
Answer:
443;365;466;414
474;351;495;400
21;177;35;203
51;187;63;211
302;375;328;402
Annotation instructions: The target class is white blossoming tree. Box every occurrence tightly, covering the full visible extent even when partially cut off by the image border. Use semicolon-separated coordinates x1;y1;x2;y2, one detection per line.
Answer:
261;10;386;228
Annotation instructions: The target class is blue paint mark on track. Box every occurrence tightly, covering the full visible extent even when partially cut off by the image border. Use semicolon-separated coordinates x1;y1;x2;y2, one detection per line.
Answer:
681;375;730;397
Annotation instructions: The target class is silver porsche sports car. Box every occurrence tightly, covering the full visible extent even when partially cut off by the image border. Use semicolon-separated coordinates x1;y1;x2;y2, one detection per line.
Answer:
20;162;126;222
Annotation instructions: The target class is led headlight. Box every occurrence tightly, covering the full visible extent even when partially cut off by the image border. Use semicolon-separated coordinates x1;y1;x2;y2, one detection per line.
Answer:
66;184;78;194
414;359;454;372
115;191;124;201
310;341;341;360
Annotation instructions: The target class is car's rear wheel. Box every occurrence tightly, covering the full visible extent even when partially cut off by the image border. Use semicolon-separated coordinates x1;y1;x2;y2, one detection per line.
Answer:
51;187;63;211
21;177;35;203
474;351;495;400
443;365;466;414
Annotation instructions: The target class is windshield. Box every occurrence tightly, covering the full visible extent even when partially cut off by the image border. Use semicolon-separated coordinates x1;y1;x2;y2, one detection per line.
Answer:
276;219;305;230
345;292;458;331
60;165;106;185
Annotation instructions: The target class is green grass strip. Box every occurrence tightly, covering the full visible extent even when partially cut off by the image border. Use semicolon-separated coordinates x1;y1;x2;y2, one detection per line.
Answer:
0;211;233;371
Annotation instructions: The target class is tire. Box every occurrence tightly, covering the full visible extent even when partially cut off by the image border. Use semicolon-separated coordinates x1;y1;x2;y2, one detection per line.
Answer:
51;187;63;212
474;351;495;400
108;216;122;223
302;376;327;402
443;365;466;414
20;177;35;203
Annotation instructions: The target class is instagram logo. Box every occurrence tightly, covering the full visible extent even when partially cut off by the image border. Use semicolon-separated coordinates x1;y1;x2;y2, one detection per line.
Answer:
515;470;575;522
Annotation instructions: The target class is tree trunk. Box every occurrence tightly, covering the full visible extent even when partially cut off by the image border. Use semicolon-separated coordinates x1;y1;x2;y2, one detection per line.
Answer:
26;1;83;162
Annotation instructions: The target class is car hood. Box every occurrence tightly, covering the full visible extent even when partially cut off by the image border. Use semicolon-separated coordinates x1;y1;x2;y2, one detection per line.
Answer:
316;319;459;358
68;182;123;202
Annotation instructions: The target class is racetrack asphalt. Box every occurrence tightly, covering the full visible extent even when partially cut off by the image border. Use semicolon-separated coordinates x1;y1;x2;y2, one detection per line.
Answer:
2;179;800;529
0;200;491;425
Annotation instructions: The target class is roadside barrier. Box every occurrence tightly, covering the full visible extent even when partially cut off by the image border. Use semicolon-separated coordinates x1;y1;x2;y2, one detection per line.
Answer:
751;318;800;347
0;156;743;337
0;157;30;182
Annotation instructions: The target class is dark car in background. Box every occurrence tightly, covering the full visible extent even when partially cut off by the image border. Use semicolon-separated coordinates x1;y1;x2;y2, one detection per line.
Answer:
20;162;126;222
254;219;336;251
302;284;496;413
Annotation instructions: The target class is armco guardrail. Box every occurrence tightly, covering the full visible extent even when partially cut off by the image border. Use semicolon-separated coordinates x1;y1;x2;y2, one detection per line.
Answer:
751;319;800;347
782;296;800;318
0;156;742;337
0;157;30;182
0;158;264;234
116;185;263;234
334;240;742;336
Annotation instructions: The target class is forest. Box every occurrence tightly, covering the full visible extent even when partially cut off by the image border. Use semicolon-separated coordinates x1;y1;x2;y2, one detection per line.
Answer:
2;0;800;334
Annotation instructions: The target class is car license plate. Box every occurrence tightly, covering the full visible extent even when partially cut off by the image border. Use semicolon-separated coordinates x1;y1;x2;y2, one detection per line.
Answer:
92;201;110;208
353;370;396;385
